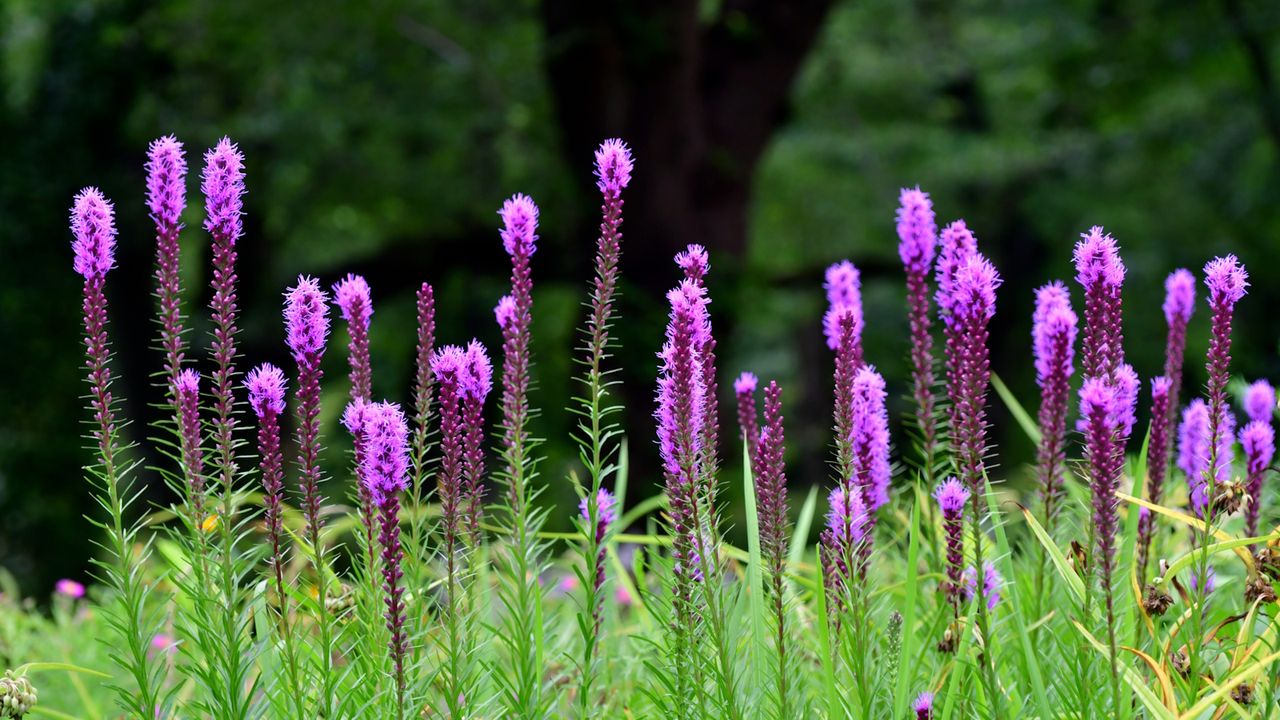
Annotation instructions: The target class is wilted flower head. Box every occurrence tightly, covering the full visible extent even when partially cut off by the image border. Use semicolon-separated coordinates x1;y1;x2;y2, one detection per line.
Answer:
1204;255;1249;306
1073;226;1124;289
145;134;187;227
823;260;863;350
284;276;330;360
245;363;287;417
201;136;245;243
460;339;493;401
71;187;117;279
361;401;410;501
896;186;937;274
933;477;970;515
675;244;710;281
494;294;517;331
579;487;619;528
962;562;1003;610
499;193;539;257
1244;380;1275;424
1163;269;1196;325
594;138;634;194
733;371;758;395
332;274;372;325
55;579;86;599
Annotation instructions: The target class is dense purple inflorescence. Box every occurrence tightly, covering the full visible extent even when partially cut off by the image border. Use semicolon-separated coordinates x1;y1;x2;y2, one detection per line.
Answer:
897;187;939;463
146;136;189;388
735;371;761;471
1032;282;1077;532
1138;376;1173;577
333;274;373;403
285;276;330;539
246;364;289;617
934;477;970;611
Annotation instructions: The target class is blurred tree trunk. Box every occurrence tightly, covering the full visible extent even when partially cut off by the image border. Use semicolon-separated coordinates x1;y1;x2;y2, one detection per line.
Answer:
540;0;835;287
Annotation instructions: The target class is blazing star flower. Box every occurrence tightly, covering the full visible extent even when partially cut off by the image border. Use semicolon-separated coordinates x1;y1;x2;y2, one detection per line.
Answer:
55;579;86;599
896;186;937;275
147;137;190;387
1202;256;1247;523
594;138;634;195
945;252;1001;495
735;371;761;468
1245;380;1276;424
824;485;868;548
285;276;330;362
1161;269;1195;417
849;365;892;513
823;260;863;351
1073;226;1126;380
146;134;187;229
499;193;539;257
755;381;790;582
173;369;204;511
285;275;330;541
413;282;436;439
1204;255;1249;306
675;244;710;281
71;188;117;280
333;274;373;402
934;477;969;610
245;364;287;418
934;220;977;316
579;487;619;528
962;562;1003;610
1139;376;1174;578
201;137;244;245
1032;282;1077;529
1241;419;1275;539
913;691;935;719
1189;567;1217;595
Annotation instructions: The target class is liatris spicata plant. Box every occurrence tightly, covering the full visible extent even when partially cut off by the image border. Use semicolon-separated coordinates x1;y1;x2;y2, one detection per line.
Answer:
735;371;761;469
146;135;188;390
461;339;492;541
1073;226;1126;380
283;274;335;713
246;364;288;616
677;244;720;494
934;220;977;316
1242;380;1276;540
754;380;792;717
962;562;1003;610
578;487;617;636
933;477;969;612
334;274;374;403
897;186;939;469
1031;282;1077;534
357;401;411;718
849;365;892;525
571;138;632;716
173;369;206;520
493;192;550;717
1178;399;1235;515
71;187;165;716
820;485;868;601
825;260;866;572
1162;269;1195;415
1079;368;1138;707
1138;376;1174;578
408;281;436;586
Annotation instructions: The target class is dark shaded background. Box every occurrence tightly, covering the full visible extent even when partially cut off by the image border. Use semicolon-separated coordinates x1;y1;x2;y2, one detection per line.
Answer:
2;0;1278;595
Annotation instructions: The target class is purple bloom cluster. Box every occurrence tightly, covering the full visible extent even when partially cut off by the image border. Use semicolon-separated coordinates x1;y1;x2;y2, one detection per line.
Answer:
72;188;117;280
333;274;374;403
1178;399;1237;514
1032;282;1077;530
1202;256;1248;521
1241;380;1276;539
1138;376;1173;577
934;220;977;316
755;382;790;578
1162;269;1195;412
934;477;970;610
944;251;1001;495
594;138;634;195
174;369;205;519
433;343;492;548
201;137;244;245
735;371;761;470
461;340;493;540
1074;227;1126;380
913;691;935;719
823;260;864;353
962;562;1003;611
898;187;939;464
496;193;538;515
849;365;891;514
285;276;330;539
146;136;189;387
413;283;436;447
1245;380;1276;424
246;364;289;613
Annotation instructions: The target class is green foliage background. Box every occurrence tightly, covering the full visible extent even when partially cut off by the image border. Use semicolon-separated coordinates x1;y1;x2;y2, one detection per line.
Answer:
1;0;1277;595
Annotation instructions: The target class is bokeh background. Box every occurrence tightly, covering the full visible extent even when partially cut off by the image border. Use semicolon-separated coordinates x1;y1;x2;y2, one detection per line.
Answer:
2;0;1278;596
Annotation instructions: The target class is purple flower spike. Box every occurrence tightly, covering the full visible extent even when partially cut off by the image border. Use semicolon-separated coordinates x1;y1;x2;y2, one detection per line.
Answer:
657;278;712;592
755;381;790;581
201;137;244;245
579;487;619;528
849;365;892;514
499;193;539;257
898;187;939;464
147;137;190;388
333;274;373;403
934;477;969;610
1189;567;1217;595
285;275;330;542
359;401;411;708
174;369;205;518
431;345;469;563
735;372;761;469
594;138;634;195
1032;282;1078;532
1245;380;1275;424
913;691;935;719
1138;376;1174;578
1160;269;1196;461
823;486;868;548
1080;373;1137;634
962;563;1002;610
675;244;710;282
1204;255;1249;306
461;339;493;540
494;294;517;331
1242;420;1275;539
146;135;187;229
896;186;937;274
413;282;436;449
944;252;1001;496
823;260;864;352
934;220;977;315
1073;226;1126;380
246;364;287;418
1203;255;1247;524
71;188;117;280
